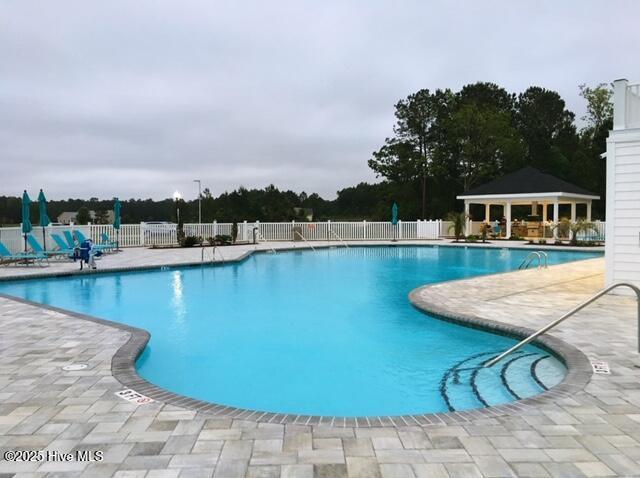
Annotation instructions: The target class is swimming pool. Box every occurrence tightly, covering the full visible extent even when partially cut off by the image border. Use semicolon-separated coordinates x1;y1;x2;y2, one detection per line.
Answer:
0;246;600;416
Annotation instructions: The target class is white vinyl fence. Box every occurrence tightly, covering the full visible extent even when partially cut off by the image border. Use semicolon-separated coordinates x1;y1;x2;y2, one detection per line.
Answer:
0;219;605;254
236;220;442;242
183;222;234;239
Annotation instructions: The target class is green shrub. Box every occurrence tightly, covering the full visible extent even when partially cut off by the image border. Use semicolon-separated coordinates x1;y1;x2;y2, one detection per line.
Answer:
214;234;232;246
466;234;479;242
180;235;199;247
231;223;238;243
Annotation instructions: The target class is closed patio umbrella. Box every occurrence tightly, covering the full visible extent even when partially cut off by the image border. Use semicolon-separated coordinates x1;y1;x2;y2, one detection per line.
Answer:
113;198;121;250
21;190;32;252
38;189;50;250
391;201;398;241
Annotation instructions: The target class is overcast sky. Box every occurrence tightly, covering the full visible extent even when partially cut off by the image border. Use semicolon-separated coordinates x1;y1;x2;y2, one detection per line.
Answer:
1;1;639;201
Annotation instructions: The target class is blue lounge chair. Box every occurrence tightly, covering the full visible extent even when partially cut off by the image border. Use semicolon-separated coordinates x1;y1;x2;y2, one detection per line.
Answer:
100;233;118;249
27;234;71;259
63;230;77;249
0;241;47;266
74;230;111;252
51;233;78;257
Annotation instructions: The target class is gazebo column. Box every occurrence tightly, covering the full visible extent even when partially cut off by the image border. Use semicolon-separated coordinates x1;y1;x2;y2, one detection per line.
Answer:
570;202;577;222
464;200;470;235
542;203;548;222
586;202;592;222
505;202;512;239
484;203;491;223
553;200;559;239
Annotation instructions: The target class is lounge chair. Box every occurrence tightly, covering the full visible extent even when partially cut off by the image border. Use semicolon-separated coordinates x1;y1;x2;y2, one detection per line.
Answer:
51;233;78;258
74;230;111;252
100;233;118;249
63;230;77;249
0;241;47;266
26;234;71;260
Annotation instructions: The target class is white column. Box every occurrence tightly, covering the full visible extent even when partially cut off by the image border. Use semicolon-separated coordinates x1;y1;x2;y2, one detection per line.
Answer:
484;203;491;223
586;202;592;222
613;78;628;130
505;202;512;239
464;201;471;235
553;200;559;239
570;202;577;222
542;203;548;222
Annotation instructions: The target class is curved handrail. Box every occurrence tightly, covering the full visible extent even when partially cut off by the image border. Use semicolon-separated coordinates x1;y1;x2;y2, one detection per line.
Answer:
485;282;640;367
519;251;540;269
252;227;277;254
328;228;349;248
294;230;316;251
519;251;548;270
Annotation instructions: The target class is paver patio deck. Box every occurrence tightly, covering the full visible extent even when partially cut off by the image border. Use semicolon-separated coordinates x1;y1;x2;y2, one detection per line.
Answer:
1;243;639;477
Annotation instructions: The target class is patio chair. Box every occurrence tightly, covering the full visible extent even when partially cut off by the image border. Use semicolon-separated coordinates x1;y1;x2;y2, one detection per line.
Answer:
74;230;111;252
63;230;77;249
100;232;118;249
26;234;71;260
0;241;47;266
51;233;78;258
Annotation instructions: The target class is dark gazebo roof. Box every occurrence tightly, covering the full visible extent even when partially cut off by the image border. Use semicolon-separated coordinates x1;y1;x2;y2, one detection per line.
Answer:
459;167;598;197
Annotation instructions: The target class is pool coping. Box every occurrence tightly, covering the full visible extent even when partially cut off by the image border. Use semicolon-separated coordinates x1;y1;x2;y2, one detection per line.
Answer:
0;247;595;428
0;240;603;283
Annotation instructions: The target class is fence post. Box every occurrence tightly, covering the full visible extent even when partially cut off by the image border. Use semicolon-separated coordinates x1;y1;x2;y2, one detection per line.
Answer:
139;222;145;247
243;221;248;242
327;220;331;241
363;220;367;240
398;220;403;240
213;220;218;238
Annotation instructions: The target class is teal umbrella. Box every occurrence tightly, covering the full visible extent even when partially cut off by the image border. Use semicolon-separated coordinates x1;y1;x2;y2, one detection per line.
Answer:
21;190;32;251
113;198;121;250
391;201;398;241
37;189;50;250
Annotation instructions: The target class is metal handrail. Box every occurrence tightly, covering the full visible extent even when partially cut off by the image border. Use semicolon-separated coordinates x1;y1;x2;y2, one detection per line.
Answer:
253;227;277;254
201;245;224;263
485;282;640;368
294;230;316;251
328;228;349;248
519;251;548;270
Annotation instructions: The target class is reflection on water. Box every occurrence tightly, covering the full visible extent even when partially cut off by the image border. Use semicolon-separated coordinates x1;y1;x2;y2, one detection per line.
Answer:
171;270;186;322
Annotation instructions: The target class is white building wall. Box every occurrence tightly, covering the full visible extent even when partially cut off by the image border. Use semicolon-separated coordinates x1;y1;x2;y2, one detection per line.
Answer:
605;79;640;287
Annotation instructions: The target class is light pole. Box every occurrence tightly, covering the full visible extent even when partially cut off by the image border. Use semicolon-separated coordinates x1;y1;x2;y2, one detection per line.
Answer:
193;179;201;224
173;190;182;225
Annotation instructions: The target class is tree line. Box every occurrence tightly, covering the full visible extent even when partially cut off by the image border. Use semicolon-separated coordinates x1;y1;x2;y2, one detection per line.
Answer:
0;82;612;226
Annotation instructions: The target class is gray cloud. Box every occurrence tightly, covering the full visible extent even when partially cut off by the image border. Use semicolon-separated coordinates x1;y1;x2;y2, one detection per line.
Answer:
1;0;639;200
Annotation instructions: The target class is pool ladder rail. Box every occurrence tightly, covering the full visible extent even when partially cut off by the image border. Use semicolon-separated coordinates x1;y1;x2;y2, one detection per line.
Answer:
293;230;316;251
201;245;224;263
328;228;349;248
519;251;548;270
252;227;277;254
485;282;640;368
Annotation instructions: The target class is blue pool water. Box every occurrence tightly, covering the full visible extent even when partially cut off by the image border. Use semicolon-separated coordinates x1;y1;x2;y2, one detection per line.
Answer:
0;246;600;416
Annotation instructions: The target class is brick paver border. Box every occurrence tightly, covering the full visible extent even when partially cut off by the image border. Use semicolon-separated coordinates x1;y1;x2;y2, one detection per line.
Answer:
0;245;595;428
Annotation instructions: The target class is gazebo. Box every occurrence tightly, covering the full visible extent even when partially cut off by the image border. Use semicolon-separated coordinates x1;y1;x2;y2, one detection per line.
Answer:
457;167;600;239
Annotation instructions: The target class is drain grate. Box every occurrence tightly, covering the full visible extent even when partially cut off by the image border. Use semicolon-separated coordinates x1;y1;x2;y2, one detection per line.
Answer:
591;361;611;374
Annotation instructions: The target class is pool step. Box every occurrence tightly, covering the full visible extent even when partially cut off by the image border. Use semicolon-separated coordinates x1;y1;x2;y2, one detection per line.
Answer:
440;350;559;412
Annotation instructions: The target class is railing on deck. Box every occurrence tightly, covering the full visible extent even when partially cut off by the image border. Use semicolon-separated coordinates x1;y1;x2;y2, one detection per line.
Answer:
0;218;604;254
236;220;442;242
